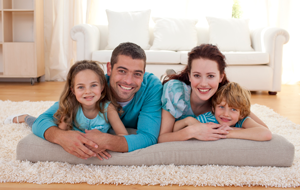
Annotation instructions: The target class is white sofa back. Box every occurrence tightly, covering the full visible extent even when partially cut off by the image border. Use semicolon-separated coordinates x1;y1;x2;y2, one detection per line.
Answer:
71;23;289;92
90;24;271;67
95;25;210;50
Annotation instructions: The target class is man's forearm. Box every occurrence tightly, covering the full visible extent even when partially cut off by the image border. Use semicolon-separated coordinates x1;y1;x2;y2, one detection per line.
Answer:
103;133;128;152
44;126;61;144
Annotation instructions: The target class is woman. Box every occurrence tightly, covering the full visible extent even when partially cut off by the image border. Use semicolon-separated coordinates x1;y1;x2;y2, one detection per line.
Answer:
158;44;267;143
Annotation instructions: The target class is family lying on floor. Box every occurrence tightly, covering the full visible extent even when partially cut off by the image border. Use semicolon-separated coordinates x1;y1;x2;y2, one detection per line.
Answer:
5;42;272;161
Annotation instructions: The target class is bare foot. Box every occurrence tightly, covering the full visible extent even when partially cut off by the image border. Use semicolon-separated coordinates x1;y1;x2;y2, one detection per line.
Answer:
12;114;29;123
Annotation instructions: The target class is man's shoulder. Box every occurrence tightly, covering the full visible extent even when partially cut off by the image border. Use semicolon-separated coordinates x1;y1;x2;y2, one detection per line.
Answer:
142;72;162;89
132;72;162;101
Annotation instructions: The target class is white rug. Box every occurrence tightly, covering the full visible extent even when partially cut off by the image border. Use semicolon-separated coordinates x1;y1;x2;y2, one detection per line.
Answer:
0;100;299;187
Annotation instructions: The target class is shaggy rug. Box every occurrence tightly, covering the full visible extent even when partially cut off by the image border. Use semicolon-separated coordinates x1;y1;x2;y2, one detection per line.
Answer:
0;100;299;187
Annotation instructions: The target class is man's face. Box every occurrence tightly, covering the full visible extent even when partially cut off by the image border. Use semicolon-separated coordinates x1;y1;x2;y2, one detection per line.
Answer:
107;55;145;102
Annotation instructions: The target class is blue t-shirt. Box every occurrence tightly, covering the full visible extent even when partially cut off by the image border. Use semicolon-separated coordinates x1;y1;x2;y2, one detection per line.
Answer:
162;79;195;121
32;72;162;152
196;111;248;128
74;102;110;132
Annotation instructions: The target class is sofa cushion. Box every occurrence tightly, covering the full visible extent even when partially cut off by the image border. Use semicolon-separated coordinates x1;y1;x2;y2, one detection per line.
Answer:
93;50;181;64
105;9;151;50
224;52;269;65
179;51;269;65
206;17;253;52
226;65;273;91
146;50;181;64
150;17;198;51
16;133;294;166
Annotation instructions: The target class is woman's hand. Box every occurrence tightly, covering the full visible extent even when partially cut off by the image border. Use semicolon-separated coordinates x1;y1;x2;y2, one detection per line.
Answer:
190;122;230;141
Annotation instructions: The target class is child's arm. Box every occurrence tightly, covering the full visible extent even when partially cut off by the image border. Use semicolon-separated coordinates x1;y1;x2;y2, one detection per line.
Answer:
249;112;268;128
107;104;128;136
58;116;69;130
227;117;272;141
173;117;199;132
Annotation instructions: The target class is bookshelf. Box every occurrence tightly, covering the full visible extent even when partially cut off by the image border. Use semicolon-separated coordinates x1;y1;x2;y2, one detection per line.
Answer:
0;0;44;85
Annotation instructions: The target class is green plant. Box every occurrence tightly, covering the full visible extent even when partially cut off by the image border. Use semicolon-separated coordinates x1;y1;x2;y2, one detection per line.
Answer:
232;0;242;18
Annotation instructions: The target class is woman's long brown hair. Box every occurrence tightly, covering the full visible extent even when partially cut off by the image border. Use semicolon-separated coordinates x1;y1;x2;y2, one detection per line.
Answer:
53;60;121;130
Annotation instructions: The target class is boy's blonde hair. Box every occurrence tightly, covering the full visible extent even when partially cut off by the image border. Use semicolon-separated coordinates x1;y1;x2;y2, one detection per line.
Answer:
212;82;251;118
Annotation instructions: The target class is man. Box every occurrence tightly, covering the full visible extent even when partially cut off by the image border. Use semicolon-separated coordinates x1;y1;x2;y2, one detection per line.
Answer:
24;42;162;160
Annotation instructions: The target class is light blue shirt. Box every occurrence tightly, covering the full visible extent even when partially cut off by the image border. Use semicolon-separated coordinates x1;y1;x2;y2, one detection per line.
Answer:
162;79;195;121
74;102;110;132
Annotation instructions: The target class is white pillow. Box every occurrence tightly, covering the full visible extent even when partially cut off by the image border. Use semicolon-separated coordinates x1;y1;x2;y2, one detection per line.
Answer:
105;9;151;50
206;17;253;51
150;17;198;51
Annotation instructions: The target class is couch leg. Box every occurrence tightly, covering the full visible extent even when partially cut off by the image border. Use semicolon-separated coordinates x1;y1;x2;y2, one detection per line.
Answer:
268;91;277;95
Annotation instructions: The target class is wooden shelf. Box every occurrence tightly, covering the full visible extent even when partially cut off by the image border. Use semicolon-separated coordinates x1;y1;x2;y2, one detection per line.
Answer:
0;44;3;74
3;9;34;11
3;11;34;42
0;0;45;81
3;0;34;10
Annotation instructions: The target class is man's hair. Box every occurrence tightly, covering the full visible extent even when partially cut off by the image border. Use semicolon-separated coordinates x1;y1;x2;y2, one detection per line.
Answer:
212;82;251;118
110;42;146;69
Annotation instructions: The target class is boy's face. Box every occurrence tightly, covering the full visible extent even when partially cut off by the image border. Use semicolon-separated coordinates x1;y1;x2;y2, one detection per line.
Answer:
213;100;241;127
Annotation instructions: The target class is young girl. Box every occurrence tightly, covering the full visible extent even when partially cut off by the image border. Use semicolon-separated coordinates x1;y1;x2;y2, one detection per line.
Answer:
54;60;128;136
173;82;272;141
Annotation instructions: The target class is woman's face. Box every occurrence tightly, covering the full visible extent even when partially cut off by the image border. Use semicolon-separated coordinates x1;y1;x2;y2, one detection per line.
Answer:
189;58;224;103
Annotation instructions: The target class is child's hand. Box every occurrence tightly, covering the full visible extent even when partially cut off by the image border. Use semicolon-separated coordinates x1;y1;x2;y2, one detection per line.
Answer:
217;124;233;132
95;150;111;160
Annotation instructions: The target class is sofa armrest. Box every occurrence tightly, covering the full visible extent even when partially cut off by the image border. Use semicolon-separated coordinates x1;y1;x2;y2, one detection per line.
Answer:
251;27;289;92
71;24;100;61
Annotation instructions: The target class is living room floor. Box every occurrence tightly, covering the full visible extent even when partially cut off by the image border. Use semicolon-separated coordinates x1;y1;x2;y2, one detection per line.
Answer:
0;81;299;190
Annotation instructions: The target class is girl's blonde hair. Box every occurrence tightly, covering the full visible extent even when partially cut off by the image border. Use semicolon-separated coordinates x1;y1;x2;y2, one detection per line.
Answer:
54;60;121;130
212;82;251;118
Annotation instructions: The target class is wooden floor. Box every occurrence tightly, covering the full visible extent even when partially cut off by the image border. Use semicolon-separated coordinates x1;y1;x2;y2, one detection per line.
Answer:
0;81;299;190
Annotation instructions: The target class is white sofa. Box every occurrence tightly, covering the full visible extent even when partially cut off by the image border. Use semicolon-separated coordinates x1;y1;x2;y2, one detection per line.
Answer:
71;24;289;94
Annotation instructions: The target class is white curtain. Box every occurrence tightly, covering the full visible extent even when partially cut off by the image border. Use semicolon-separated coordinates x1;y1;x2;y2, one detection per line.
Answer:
44;0;85;81
239;0;300;84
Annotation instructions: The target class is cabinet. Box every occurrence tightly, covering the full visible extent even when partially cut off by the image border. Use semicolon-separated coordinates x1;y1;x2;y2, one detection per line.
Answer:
0;0;44;85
